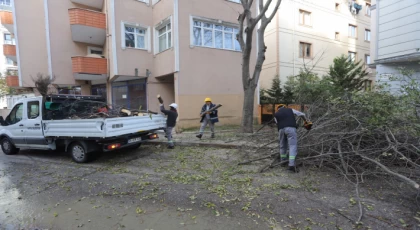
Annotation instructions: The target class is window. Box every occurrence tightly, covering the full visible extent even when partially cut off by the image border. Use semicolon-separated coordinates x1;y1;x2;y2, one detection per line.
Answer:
5;57;13;65
125;25;147;49
299;42;312;58
6;103;23;125
364;80;372;91
366;3;371;16
365;55;371;64
157;21;171;53
335;3;340;11
27;101;40;119
348;24;357;38
348;51;357;62
192;20;241;51
0;0;10;6
299;10;311;26
4;33;13;45
88;47;103;55
335;32;340;40
364;29;371;41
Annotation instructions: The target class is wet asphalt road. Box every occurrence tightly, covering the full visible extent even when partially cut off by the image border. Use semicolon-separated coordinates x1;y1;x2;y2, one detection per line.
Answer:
0;147;252;230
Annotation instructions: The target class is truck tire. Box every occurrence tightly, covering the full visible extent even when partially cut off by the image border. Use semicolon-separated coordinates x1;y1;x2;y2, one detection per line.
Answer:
1;138;19;155
69;142;92;163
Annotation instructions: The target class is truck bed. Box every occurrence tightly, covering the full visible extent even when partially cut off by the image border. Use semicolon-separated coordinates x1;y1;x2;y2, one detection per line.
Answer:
43;114;167;138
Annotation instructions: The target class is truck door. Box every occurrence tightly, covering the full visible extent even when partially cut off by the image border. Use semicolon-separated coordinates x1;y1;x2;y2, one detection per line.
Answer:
24;100;46;146
4;103;25;147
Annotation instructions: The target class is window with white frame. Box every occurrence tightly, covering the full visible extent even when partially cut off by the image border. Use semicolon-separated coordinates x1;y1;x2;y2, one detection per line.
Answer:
5;57;13;65
192;20;241;51
4;33;13;45
124;24;147;49
348;51;357;62
299;10;311;26
365;55;371;64
0;0;10;6
335;32;340;40
299;42;312;58
348;24;357;38
88;47;103;55
156;20;172;53
366;3;371;16
364;29;371;41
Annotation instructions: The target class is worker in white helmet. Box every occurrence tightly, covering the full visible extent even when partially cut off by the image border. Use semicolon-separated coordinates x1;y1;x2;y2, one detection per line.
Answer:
160;103;178;149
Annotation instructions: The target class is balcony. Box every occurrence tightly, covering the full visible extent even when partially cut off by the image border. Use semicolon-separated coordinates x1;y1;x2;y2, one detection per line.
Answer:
69;8;106;45
6;75;18;87
71;0;104;10
72;56;107;80
0;10;13;33
3;44;16;62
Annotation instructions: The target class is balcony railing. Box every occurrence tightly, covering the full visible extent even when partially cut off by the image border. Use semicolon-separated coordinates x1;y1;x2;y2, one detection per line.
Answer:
6;75;18;87
72;56;107;75
69;8;106;45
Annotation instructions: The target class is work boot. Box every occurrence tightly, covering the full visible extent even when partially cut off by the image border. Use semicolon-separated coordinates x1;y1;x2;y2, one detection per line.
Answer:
211;133;215;138
288;166;299;173
196;134;202;139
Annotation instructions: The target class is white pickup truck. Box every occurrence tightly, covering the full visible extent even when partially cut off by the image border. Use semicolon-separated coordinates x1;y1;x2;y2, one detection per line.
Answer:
0;96;166;163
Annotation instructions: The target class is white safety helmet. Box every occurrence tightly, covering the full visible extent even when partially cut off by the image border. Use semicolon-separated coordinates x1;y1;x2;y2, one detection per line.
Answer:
169;103;178;109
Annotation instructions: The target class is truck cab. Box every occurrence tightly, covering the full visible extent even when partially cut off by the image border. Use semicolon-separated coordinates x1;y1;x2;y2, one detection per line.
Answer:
0;96;165;163
0;97;46;153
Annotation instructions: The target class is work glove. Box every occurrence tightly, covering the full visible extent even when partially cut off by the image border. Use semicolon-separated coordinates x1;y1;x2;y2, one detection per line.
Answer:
303;121;313;130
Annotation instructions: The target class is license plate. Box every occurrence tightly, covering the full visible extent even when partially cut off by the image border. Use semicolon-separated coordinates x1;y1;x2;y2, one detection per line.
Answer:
128;137;141;143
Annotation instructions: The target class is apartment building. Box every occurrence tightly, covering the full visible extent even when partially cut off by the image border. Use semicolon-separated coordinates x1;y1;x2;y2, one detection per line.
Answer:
2;0;257;128
0;1;16;109
261;0;373;92
369;0;420;93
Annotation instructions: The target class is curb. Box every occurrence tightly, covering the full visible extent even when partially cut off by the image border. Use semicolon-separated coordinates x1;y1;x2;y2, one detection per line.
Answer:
143;141;245;149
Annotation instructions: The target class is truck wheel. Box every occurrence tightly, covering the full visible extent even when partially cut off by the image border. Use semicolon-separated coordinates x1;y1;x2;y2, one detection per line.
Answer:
70;142;92;163
1;138;19;155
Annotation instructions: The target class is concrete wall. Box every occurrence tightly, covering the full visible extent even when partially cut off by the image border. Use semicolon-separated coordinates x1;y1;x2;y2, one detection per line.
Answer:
261;0;372;89
377;0;420;60
14;0;49;87
47;1;100;88
0;108;10;118
176;0;257;128
376;63;420;94
114;0;154;77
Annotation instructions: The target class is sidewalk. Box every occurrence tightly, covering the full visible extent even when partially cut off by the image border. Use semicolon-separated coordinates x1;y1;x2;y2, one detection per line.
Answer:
146;125;277;149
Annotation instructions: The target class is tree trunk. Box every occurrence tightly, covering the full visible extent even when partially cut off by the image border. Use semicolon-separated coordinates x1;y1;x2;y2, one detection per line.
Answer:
241;87;256;133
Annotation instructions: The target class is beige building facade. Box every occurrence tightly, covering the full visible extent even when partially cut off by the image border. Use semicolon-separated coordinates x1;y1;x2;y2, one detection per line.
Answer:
2;0;257;128
369;0;420;93
261;0;373;92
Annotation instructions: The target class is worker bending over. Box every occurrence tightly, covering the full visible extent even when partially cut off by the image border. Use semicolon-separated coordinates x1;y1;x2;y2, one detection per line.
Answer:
274;104;308;173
